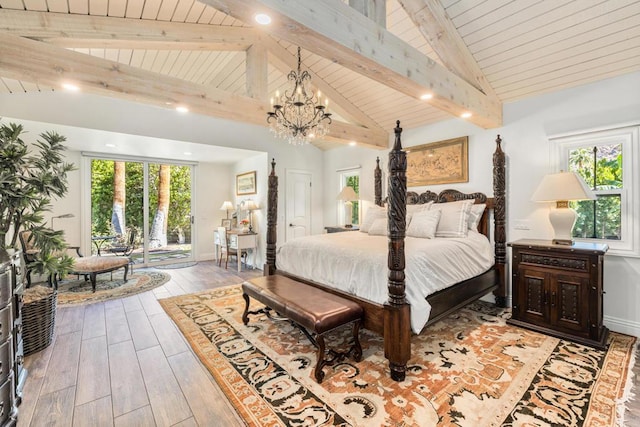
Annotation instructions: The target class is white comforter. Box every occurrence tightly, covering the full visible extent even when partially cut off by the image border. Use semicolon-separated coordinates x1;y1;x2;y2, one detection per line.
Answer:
276;231;494;333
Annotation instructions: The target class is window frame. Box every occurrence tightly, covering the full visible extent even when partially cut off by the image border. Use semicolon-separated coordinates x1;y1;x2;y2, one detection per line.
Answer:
550;123;639;257
338;168;360;226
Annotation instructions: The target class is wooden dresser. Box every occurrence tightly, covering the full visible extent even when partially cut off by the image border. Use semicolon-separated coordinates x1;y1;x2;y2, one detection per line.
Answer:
0;249;26;426
508;239;609;350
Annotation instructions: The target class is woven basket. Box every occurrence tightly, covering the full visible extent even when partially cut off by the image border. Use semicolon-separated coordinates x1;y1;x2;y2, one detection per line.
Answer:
23;286;57;356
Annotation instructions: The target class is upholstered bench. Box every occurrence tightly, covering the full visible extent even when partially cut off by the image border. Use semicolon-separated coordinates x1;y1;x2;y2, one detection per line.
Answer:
242;275;363;383
70;256;130;292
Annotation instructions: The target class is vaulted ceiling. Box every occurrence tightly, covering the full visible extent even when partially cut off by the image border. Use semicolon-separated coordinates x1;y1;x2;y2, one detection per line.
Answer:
1;0;638;150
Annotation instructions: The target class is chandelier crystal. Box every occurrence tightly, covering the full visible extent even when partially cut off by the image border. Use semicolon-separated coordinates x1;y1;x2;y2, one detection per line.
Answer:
267;47;332;145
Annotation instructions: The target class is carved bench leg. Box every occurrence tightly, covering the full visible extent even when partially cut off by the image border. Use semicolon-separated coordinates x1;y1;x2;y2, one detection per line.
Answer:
351;320;363;362
242;293;250;325
314;333;327;383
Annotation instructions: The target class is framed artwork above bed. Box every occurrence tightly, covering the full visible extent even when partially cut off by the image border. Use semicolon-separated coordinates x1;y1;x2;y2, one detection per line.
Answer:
406;136;468;186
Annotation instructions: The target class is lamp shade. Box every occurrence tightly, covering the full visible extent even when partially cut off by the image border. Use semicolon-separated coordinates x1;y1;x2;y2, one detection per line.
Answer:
336;186;358;201
219;201;234;211
531;172;596;202
531;171;595;246
243;200;260;211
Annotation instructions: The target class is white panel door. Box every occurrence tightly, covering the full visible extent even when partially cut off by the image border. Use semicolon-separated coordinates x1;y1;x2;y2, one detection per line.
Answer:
285;170;312;242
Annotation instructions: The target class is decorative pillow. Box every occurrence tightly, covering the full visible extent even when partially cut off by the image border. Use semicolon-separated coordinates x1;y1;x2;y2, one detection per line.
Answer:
367;217;388;236
406;210;441;239
360;206;386;233
429;200;474;238
406;202;433;227
468;204;486;230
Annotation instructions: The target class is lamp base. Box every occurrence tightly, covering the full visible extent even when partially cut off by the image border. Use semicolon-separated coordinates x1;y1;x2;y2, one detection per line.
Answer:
549;203;577;246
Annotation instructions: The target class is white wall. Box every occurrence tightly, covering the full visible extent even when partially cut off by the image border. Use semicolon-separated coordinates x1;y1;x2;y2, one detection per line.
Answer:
324;71;640;337
0;92;326;270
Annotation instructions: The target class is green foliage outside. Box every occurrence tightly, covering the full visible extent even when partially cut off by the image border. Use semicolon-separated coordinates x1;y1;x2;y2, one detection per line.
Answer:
569;144;622;239
91;160;192;244
346;175;359;224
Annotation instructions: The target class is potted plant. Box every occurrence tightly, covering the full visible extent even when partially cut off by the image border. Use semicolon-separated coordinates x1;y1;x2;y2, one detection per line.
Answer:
0;121;76;282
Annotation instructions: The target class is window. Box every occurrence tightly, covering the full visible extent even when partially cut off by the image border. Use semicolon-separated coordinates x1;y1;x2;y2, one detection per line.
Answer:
339;169;360;225
552;124;639;256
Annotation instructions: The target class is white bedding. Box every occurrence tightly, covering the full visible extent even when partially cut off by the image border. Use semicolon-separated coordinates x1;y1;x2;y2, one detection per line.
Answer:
275;231;494;333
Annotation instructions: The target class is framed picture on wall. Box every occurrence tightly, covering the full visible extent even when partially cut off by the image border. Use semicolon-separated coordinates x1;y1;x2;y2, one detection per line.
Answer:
221;219;232;230
406;136;468;186
236;171;257;195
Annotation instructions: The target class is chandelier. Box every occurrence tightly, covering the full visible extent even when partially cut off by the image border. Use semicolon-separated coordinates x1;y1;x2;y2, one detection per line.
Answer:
267;47;332;145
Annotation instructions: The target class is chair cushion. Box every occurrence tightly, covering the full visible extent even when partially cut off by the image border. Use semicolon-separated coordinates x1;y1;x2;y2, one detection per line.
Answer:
71;256;129;274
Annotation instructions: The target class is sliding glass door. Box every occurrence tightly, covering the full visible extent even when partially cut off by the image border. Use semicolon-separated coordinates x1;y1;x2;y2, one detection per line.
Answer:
89;157;194;267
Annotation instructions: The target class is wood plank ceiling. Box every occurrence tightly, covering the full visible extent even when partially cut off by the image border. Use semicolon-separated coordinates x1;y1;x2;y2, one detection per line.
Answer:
0;0;638;150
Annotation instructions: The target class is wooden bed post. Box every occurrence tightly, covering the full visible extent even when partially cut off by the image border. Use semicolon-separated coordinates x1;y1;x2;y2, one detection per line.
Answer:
384;121;411;382
374;157;383;207
264;158;278;276
492;135;507;307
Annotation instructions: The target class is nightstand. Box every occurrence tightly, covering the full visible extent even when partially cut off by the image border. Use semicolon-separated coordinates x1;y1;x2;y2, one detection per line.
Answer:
324;226;359;233
508;239;609;350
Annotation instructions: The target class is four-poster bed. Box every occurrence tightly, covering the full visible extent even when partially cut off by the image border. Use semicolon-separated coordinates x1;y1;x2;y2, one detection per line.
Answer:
263;121;507;381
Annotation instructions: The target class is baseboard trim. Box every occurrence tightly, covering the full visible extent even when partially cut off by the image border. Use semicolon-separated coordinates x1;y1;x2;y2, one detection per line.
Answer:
604;315;640;338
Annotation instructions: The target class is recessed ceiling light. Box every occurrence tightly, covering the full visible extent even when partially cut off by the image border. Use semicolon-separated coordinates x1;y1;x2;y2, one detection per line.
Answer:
105;143;116;148
183;152;192;156
420;93;433;100
62;83;80;92
176;106;189;113
349;141;357;146
254;13;272;25
461;112;472;118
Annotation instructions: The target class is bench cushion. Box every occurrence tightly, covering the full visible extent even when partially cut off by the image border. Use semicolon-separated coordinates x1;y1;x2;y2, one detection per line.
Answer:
71;256;129;274
243;275;363;334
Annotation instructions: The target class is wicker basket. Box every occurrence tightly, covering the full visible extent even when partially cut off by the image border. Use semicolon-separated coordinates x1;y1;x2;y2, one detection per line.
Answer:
23;286;57;356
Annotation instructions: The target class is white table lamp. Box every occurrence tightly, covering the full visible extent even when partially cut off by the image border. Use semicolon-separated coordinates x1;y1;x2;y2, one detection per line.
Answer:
531;171;596;245
336;186;358;228
243;200;260;232
219;201;234;219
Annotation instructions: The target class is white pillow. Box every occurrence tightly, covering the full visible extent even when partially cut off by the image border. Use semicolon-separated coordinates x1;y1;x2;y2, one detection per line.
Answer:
406;202;433;227
367;217;387;236
406;210;441;239
429;200;474;238
360;206;386;233
468;204;486;230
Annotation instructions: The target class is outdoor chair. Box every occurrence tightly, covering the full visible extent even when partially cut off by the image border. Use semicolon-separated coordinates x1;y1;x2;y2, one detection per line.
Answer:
105;228;137;257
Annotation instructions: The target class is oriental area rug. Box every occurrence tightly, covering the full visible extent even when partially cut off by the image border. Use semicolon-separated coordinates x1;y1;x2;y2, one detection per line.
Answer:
56;269;170;305
159;285;636;427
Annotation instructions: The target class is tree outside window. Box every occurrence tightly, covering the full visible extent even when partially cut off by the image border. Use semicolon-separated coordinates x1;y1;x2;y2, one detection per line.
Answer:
569;144;622;240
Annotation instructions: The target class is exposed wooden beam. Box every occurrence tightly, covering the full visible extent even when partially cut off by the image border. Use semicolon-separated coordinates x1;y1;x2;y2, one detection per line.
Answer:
0;33;388;148
246;44;268;100
397;0;498;99
263;37;384;132
202;0;502;128
0;9;259;50
349;0;386;27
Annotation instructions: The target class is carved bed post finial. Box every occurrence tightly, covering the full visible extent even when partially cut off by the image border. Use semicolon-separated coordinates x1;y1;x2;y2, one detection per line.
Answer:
375;157;382;207
384;120;411;382
264;158;278;275
492;135;507;307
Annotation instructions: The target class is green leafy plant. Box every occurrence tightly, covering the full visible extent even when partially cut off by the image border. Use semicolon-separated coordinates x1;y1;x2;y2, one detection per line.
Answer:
0;121;76;278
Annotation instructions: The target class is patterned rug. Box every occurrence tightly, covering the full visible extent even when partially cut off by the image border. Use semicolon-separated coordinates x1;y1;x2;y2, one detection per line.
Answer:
56;269;170;305
159;285;637;427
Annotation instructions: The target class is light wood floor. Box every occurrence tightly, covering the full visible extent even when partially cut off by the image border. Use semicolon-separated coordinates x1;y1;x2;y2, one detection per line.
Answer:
18;261;640;426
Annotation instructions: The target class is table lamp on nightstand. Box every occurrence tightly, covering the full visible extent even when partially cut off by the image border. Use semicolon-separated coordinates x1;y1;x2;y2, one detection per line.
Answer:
243;200;260;233
531;171;596;245
337;186;358;228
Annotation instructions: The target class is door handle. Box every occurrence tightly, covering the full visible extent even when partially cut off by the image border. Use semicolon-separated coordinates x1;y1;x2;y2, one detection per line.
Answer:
289;223;294;227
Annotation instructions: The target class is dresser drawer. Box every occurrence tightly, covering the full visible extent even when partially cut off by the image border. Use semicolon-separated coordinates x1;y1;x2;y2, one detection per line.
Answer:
0;375;12;425
0;305;12;343
0;337;12;382
0;271;11;308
